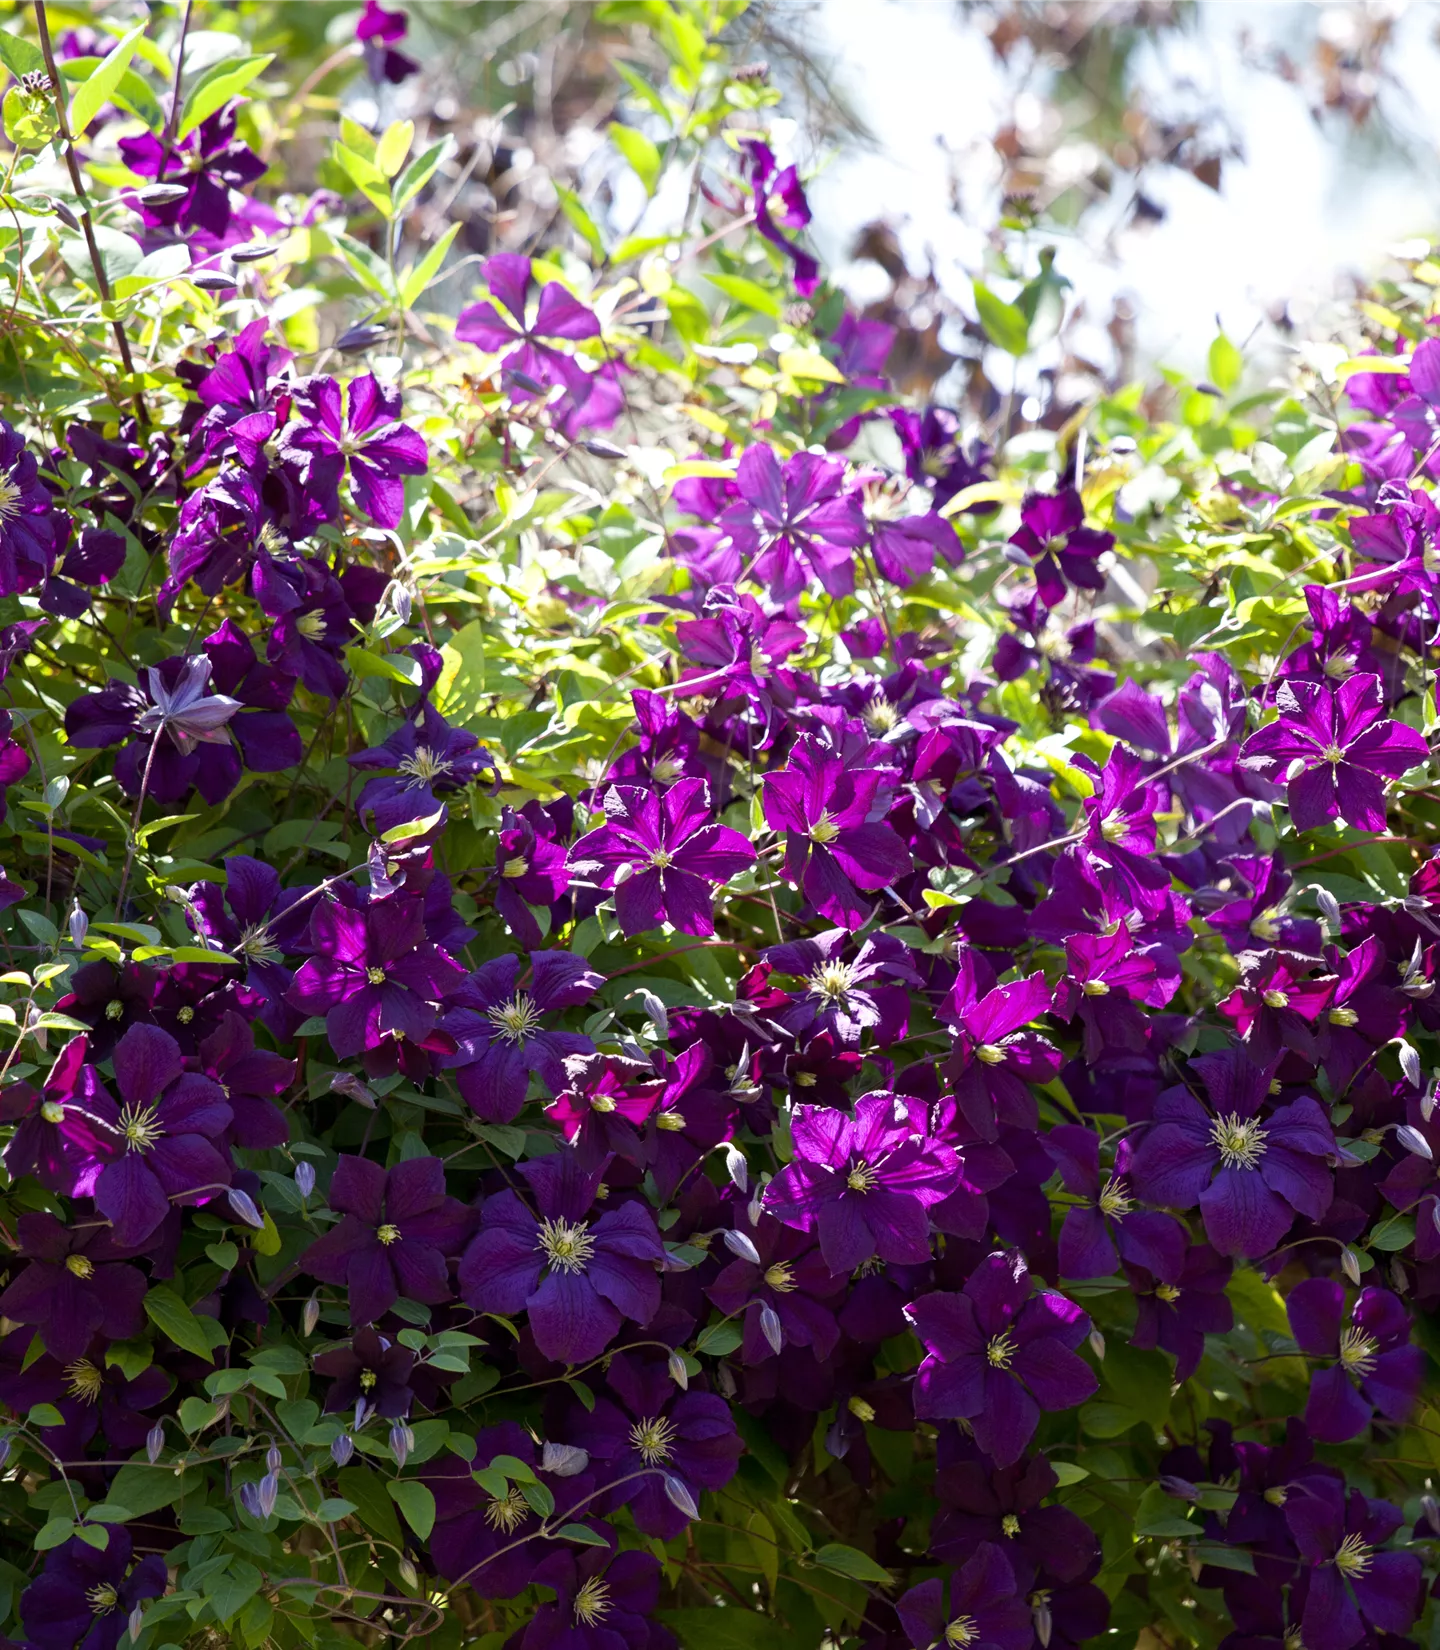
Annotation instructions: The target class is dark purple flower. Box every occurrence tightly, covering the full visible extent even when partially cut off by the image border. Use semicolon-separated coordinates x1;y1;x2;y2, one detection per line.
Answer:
741;140;818;295
940;959;1058;1141
458;1152;663;1364
1127;1079;1335;1258
277;374;428;529
287;895;464;1059
932;1449;1098;1584
491;798;572;949
905;1250;1097;1467
455;254;601;413
314;1325;415;1420
92;1022;233;1247
0;1036;121;1196
762;734;911;929
301;1154;469;1325
196;1011;293;1150
54;961;156;1060
568;778;755;937
582;1351;742;1537
1046;1125;1186;1282
160;462;273;609
1285;1480;1422;1650
253;552;359;699
21;1528;166;1650
1127;1241;1233;1382
0;418;62;595
705;1209;845;1363
0;1211;146;1363
762;927;920;1046
357;0;417;82
1239;673;1429;834
895;1541;1032;1650
119;104;266;237
608;688;704;788
1286;1279;1423;1442
1218;952;1338;1067
188;855;314;1035
1008;489;1113;608
1050;928;1164;1062
891;406;992;509
440;950;602;1122
1203;852;1324;956
544;1052;662;1172
189;316;289;467
350;705;498;832
521;1547;661;1650
718;445;866;601
763;1091;960;1273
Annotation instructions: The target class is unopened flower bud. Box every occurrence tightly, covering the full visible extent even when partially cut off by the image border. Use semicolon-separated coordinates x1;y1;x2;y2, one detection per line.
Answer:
329;1071;378;1108
128;1604;144;1643
397;1555;418;1589
723;1229;761;1265
266;1443;282;1473
759;1302;783;1355
667;1350;689;1390
146;1421;164;1464
724;1143;748;1193
1398;1039;1423;1089
1314;886;1341;930
68;900;88;949
1342;1246;1363;1286
1160;1476;1199;1501
331;1432;355;1467
228;1186;265;1229
1397;1124;1433;1160
294;1161;317;1199
1088;1329;1106;1361
390;1421;414;1468
663;1475;700;1521
542;1441;589;1476
302;1294;320;1337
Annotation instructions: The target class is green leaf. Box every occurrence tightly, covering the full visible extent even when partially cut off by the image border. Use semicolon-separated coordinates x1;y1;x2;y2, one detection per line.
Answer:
694;1320;742;1357
376;119;415;179
1049;1461;1089;1486
34;1519;76;1551
337;1467;403;1548
1208;332;1243;393
392;135;455;212
206;1559;263;1624
555;1521;612;1546
973;281;1030;356
400;221;461;310
658;1611;791;1650
813;1542;891;1584
315;1498;357;1522
144;1285;217;1363
27;1403;65;1428
1135;1483;1198;1539
0;32;45;78
69;24;146;139
177;53;273;140
610;123;662;193
108;1463;202;1519
706;271;781;317
387;1480;436;1541
556;186;606;260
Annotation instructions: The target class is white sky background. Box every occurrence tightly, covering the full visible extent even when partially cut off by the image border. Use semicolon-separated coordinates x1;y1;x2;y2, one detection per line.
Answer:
795;0;1440;379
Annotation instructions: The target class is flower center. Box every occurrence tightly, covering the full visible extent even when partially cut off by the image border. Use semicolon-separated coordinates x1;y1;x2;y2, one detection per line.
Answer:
629;1415;678;1466
105;998;125;1021
1100;815;1129;843
1328;1005;1358;1027
0;476;22;523
1098;1176;1132;1217
119;1103;163;1154
65;1254;94;1279
1265;1485;1288;1506
846;1159;878;1194
238;922;282;964
485;1485;529;1532
486;992;541;1045
809;961;857;1004
296;610;327;640
794;1070;817;1086
764;1262;796;1292
1081;979;1110;996
847;1394;876;1421
651;755;683;783
986;1330;1017;1369
1209;1112;1268;1170
947;1616;979;1647
366;966;388;986
86;1584;119;1615
65;1358;104;1403
1001;1513;1021;1537
360;1370;377;1391
40;1100;65;1123
1262;988;1289;1009
863;696;898;733
1339;1327;1379;1375
656;1110;686;1131
574;1577;610;1627
176;1005;193;1023
975;1042;1007;1065
1334;1532;1372;1577
536;1216;596;1274
376;1223;401;1245
808;812;841;845
1322;743;1346;765
1250;912;1281;942
1155;1284;1181;1302
398;747;451;785
502;856;529;878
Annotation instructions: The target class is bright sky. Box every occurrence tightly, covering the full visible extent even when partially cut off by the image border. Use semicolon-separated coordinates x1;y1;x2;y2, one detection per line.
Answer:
800;0;1440;379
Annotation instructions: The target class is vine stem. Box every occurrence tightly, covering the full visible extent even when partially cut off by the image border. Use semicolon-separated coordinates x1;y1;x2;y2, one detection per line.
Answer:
113;724;163;918
32;0;148;427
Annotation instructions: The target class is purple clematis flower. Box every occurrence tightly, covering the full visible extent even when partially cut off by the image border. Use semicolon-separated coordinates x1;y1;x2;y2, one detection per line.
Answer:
568;777;756;937
277;374;428;529
492;800;572;949
544;1052;662;1172
905;1251;1097;1467
763;1091;960;1273
92;1022;233;1248
120;104;266;238
1127;1074;1336;1258
53;961;156;1060
1050;928;1163;1062
357;0;417;82
0;1211;146;1363
1127;1242;1233;1382
1219;951;1337;1066
253;552;359;699
932;1447;1098;1584
287;895;464;1059
314;1325;416;1421
0;418;62;596
458;1152;663;1364
705;1209;845;1363
0;1035;121;1196
188;854;314;1035
740;140;819;294
895;1541;1032;1650
1285;1480;1422;1650
940;959;1058;1141
300;1154;469;1325
1239;673;1429;834
21;1528;166;1650
1046;1125;1187;1282
762;734;911;929
440;950;603;1122
717;444;866;601
761;927;920;1046
1286;1279;1423;1442
520;1547;661;1650
891;405;992;510
1009;488;1113;609
161;462;273;609
455;253;601;413
582;1351;743;1538
350;704;497;832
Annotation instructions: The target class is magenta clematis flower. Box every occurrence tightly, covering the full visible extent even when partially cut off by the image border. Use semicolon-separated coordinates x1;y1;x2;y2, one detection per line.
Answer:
440;950;603;1122
1239;673;1429;834
458;1152;663;1364
939;958;1058;1141
741;140;819;294
300;1154;469;1325
763;1091;960;1273
1127;1077;1335;1258
277;373;428;529
1050;928;1165;1062
92;1022;233;1248
717;445;866;601
1008;488;1113;609
1219;951;1337;1066
491;800;572;949
1284;1481;1422;1650
0;1035;120;1197
455;253;601;412
287;895;464;1059
357;0;417;82
567;778;755;938
119;105;265;238
762;734;911;929
905;1250;1097;1467
1286;1280;1423;1442
895;1543;1032;1650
